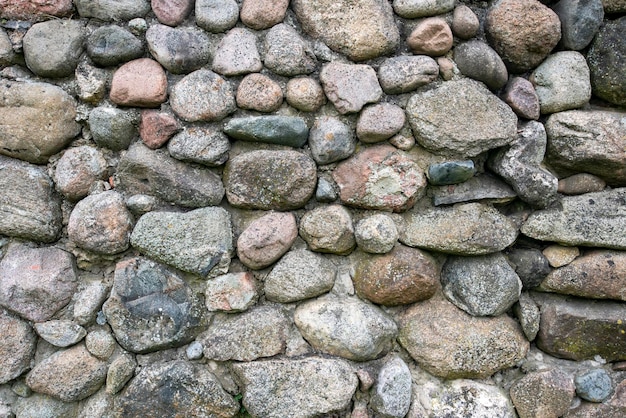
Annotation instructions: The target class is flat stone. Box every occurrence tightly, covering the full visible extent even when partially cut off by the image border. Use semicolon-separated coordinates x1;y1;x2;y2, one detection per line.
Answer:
146;24;211;74
401;203;518;255
13;393;79;418
299;205;355;255
406;78;518;158
34;320;86;348
575;369;613;403
452;5;480;39
237;211;298;270
427;160;475;186
110;58;168;107
354;213;399;254
507;247;551;289
225;116;309;148
502;77;541;120
454;40;508;90
89;106;137;151
543;245;580;268
356;103;406;143
510;368;575;418
205;272;258;312
167;125;230;167
241;0;288;29
407;17;453;57
152;0;194;26
170;69;235;122
558;174;606;195
139;110;179;149
553;0;604;50
195;0;238;33
0;0;73;20
212;28;262;76
370;356;412;418
377;55;439;94
236;73;283;113
285;77;326;112
514;292;541;341
431;173;517;206
86;25;144;67
130;207;233;278
55;146;108;201
393;0;455;18
320;62;383;114
74;0;150;21
0;308;37;384
587;16;626;106
264;23;316;76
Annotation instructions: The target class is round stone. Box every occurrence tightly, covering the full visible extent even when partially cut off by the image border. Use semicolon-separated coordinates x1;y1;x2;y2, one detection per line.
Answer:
407;17;453;57
110;58;168;107
55;146;108;201
452;5;480;39
86;25;143;67
299;205;355;255
354;214;398;254
574;369;613;402
170;69;235;122
356;103;406;143
285;77;326;112
236;73;284;113
308;116;356;165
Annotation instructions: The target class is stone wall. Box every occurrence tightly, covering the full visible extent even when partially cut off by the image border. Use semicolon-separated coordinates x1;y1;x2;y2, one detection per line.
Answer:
0;0;625;416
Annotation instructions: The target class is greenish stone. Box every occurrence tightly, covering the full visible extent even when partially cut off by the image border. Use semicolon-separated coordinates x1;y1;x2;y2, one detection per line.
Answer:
223;116;309;147
427;160;475;185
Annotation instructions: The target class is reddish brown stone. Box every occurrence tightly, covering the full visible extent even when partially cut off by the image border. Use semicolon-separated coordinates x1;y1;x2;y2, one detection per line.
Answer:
240;0;289;30
237;212;298;270
205;272;258;312
0;0;73;20
407;18;453;57
139;110;179;149
502;77;540;120
110;58;168;107
151;0;193;26
236;73;284;113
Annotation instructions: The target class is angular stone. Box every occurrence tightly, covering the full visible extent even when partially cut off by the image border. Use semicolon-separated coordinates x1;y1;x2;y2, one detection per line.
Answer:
0;80;80;164
370;356;412;418
553;0;604;50
431;174;517;206
514;292;541;341
225;116;308;148
354;214;399;254
224;150;317;210
427;160;475;186
55;146;108;201
167;126;229;167
107;353;136;395
236;73;283;113
205;272;258;312
392;0;455;18
195;0;239;33
316;177;338;203
510;368;575;418
308;116;355;165
452;5;480;39
110;58;167;107
130;207;233;278
407;17;453;57
587;16;626;106
146;24;212;74
558;174;606;195
75;0;151;21
23;20;85;78
73;281;110;326
454;40;508;90
507;247;551;289
0;0;73;20
152;0;194;26
102;257;207;353
89;106;138;151
502;77;541;120
0;309;36;384
401;203;518;255
333;145;427;212
241;0;288;30
237;212;297;270
170;69;235;122
356;103;406;143
212;28;262;76
86;25;144;67
406;79;517;157
139;110;179;149
377;55;439;94
285;77;326;112
0;28;15;66
264;23;316;77
34;320;86;348
543;245;580;268
300;205;355;255
320;62;383;114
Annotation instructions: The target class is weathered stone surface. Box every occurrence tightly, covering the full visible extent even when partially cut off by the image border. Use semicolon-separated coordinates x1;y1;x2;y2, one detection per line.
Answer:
427;160;475;186
0;308;36;384
0;81;80;164
0;243;77;322
401;203;518;255
224;116;308;148
146;24;211;74
431;174;517;206
354;213;399;254
102;257;207;353
130;207;233;278
587;17;626;106
195;0;239;33
139;110;179;149
34;320;86;348
285;77;326;112
320;62;383;114
575;369;613;403
110;58;168;107
370;356;412;418
85;328;116;359
73;281;110;326
452;4;480;39
205;272;258;312
114;360;239;418
26;344;107;402
521;188;626;249
86;25;144;67
241;0;289;30
502;77;541;120
558;174;606;195
212;28;262;76
454;40;508;91
169;69;235;122
514;292;541;341
264;249;336;303
553;0;604;50
0;28;14;66
152;0;194;26
393;0;455;18
300;205;355;255
406;79;517;157
316;177;338;203
89;106;137;151
236;73;283;113
294;297;398;361
510;368;575;418
167;126;229;167
233;357;358;418
23;20;85;78
12;393;79;418
264;23;316;76
237;212;297;270
357;103;406;143
0;0;73;20
117;142;225;208
507;248;551;289
407;18;453;57
397;294;529;379
603;0;626;13
107;353;136;395
333;145;427;212
377;55;439;94
543;245;580;268
224;150;317;210
353;245;439;306
55;146;108;201
75;0;150;21
308;116;355;165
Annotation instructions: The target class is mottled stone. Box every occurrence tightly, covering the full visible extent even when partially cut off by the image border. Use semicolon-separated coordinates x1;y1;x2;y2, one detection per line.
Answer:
316;177;338;203
300;205;355;255
543;245;580;268
89;106;137;151
205;272;258;312
452;5;480;39
212;28;262;76
370;356;412;418
454;40;508;90
106;353;136;395
170;69;235;122
393;0;455;18
152;0;194;26
553;0;604;50
146;24;212;74
510;368;575;418
73;281;110;326
34;320;86;348
0;0;73;20
507;247;552;289
12;393;79;418
558;174;606;195
407;18;453;57
285;77;326;112
431;173;518;206
575;369;612;403
236;73;283;113
240;0;288;29
75;0;151;21
195;0;239;33
320;62;383;114
354;214;399;254
139;110;179;149
237;212;297;270
0;309;36;384
427;160;475;186
84;328;116;360
587;16;626;106
86;25;144;67
309;116;356;165
603;0;626;13
357;103;406;143
110;58;168;107
264;23;317;76
167;126;229;167
23;20;85;78
76;62;109;103
502;77;541;120
377;55;439;94
514;292;541;341
0;28;15;66
55;146;108;201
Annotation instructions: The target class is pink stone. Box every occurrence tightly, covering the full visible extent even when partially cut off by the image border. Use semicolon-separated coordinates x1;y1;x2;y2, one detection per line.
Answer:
139;110;180;149
205;272;259;312
0;0;73;21
152;0;194;26
240;0;289;30
110;58;168;108
407;17;453;56
237;212;298;269
236;73;284;113
502;77;540;120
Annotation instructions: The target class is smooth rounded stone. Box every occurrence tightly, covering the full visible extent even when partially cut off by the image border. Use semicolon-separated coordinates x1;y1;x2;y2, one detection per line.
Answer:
575;369;612;402
75;0;150;21
139;110;179;149
106;353;136;395
205;272;258;312
113;360;239;417
452;5;480;39
237;212;298;270
316;177;338;202
130;207;233;278
89;107;137;151
356;103;405;143
354;214;399;254
110;58;168;107
407;17;453;57
241;0;288;29
333;145;427;212
264;23;317;77
510;368;575;418
431;173;518;206
26;344;107;402
200;304;290;361
129;17;148;33
34;320;86;348
309;116;356;165
507;248;551;289
454;40;508;91
539;250;626;301
0;0;73;20
553;0;604;50
393;0;455;18
146;24;211;74
294;297;398;361
370;356;412;418
401;203;518;255
377;55;439;94
170;69;235;122
558;174;606;195
442;253;522;316
233;357;358;418
152;0;194;26
587;17;626;106
0;309;37;384
0;80;80;164
73;281;110;326
406;78;518;158
521;188;626;249
117;142;225;208
86;25;143;67
224;150;317;210
320;62;383;114
212;28;262;76
0;156;62;242
542;245;580;268
85;329;116;360
353;245;439;306
167;126;229;167
546;110;626;185
76;62;109;103
502;77;541;120
186;341;203;360
236;73;283;113
224;116;308;148
285;77;326;112
0;243;77;323
427;160;475;186
0;29;15;66
300;205;355;255
514;292;541;341
55;146;108;201
67;191;133;255
195;0;239;33
125;194;158;215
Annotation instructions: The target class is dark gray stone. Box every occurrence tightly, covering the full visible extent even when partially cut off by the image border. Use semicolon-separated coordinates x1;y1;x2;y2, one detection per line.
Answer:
309;116;356;165
506;248;551;289
587;17;626;106
89;107;138;151
223;116;309;148
168;126;230;167
427;160;475;186
431;174;517;206
454;41;508;91
264;23;316;77
86;25;144;67
552;0;604;50
574;369;613;402
316;177;338;202
146;24;212;74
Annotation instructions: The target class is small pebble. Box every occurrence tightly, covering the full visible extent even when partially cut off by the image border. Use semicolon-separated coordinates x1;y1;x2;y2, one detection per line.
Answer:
186;341;204;360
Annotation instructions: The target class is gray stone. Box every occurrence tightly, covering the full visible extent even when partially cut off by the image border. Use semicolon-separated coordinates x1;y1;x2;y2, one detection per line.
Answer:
89;107;137;151
117;142;225;208
170;69;235;122
294;297;398;361
553;0;604;50
455;41;508;91
130;207;233;278
370;356;412;418
55;146;108;201
406;79;517;157
431;174;518;206
377;55;439;94
575;369;612;402
236;212;298;270
204;272;258;312
427;160;475;186
356;103;406;143
73;281;110;326
86;25;143;67
167;126;230;167
393;0;455;18
0;308;37;384
186;341;203;360
264;23;316;77
34;320;86;348
235;73;283;113
146;24;211;74
195;0;239;33
452;5;480;39
308;116;356;165
85;328;116;360
300;205;355;255
507;248;552;289
106;353;136;395
23;20;85;78
558;174;606;195
587;17;626;106
509;368;575;418
502;76;541;120
320;62;383;114
75;62;109;104
13;393;79;418
233;357;358;418
125;194;158;215
223;116;308;148
212;28;262;76
354;214;398;254
285;77;326;112
0;29;15;66
75;0;150;21
514;292;541;341
316;177;337;202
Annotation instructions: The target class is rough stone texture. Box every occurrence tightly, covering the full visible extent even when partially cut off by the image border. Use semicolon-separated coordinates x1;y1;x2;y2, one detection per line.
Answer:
107;353;136;395
170;69;235;122
507;247;551;289
320;62;383;114
406;78;518;157
502;77;541;120
509;368;575;418
233;357;358;418
12;393;79;418
485;0;562;73
224;150;317;210
553;0;604;50
102;257;207;353
521;188;626;249
431;173;517;206
0;308;37;384
401;203;518;255
308;116;356;165
333;145;427;212
130;207;233;278
146;24;211;74
236;73;283;113
85;328;116;359
55;146;108;201
212;28;262;76
377;55;439;94
195;0;239;33
73;281;110;326
285;77;326;112
299;205;355;255
294;297;398;361
205;272;258;312
587;17;626;106
452;5;480;39
354;214;399;254
397;294;530;379
407;18;453;57
356;103;406;143
89;106;137;151
454;40;508;91
110;58;168;107
224;116;308;148
370;356;412;418
514;292;541;341
264;23;316;76
34;320;86;348
86;25;144;67
139;110;179;149
152;0;194;26
74;0;151;21
0;0;73;20
0;243;77;323
427;160;475;186
543;245;580;268
237;212;298;270
23;20;85;78
575;369;613;403
167;126;230;166
241;0;289;30
393;0;455;18
0;80;80;164
558;174;606;195
353;245;439;306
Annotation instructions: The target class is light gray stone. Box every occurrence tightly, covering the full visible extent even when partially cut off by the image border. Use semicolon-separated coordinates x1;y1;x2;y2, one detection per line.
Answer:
75;0;150;21
370;356;412;418
575;369;613;403
168;126;230;167
308;116;356;165
170;69;235;122
264;23;316;76
354;214;398;254
13;393;79;418
0;308;37;384
514;292;541;341
195;0;239;33
23;20;85;78
431;174;517;206
212;28;262;76
300;205;355;255
320;62;383;114
378;55;439;95
75;62;109;104
34;320;86;348
0;29;15;66
73;281;110;326
146;24;212;74
393;0;455;18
